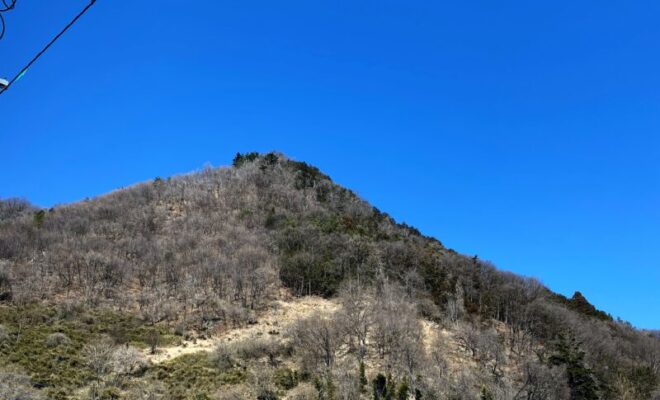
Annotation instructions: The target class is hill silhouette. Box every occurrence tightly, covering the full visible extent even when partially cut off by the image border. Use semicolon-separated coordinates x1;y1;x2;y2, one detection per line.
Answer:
0;152;658;399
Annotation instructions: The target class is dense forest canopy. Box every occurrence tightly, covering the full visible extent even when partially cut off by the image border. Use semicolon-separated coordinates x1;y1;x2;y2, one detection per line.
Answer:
0;152;658;399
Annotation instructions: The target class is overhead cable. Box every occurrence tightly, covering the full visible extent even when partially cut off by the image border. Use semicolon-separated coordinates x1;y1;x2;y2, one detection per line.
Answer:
0;0;96;95
0;0;18;41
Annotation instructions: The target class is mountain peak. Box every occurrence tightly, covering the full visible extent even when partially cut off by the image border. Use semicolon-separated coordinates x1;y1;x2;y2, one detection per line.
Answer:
0;153;658;399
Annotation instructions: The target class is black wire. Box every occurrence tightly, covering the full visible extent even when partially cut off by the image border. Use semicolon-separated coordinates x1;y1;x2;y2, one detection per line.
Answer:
0;0;16;12
0;1;12;41
0;0;16;39
0;0;97;95
0;13;5;41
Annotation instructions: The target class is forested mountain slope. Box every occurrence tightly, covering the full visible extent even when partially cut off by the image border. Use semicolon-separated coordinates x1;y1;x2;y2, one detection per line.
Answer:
0;152;658;399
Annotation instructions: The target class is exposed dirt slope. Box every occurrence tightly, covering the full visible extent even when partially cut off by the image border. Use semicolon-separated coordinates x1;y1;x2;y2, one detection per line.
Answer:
146;296;340;363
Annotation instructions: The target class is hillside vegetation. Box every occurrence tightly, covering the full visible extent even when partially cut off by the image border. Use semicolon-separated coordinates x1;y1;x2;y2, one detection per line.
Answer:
0;152;658;400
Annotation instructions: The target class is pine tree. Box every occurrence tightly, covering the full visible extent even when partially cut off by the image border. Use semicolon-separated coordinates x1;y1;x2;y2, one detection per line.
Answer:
373;374;388;400
550;334;599;400
359;362;368;393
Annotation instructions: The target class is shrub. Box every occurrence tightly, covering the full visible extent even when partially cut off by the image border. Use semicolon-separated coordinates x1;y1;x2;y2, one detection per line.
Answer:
273;368;298;390
215;386;248;400
56;300;86;320
0;262;11;302
212;343;235;370
152;353;245;397
314;375;337;400
46;332;72;347
0;368;45;400
0;324;9;344
287;383;318;400
100;385;121;399
124;381;167;400
397;378;409;400
257;389;278;400
480;386;494;400
232;337;290;366
232;339;266;360
32;210;46;228
110;345;148;376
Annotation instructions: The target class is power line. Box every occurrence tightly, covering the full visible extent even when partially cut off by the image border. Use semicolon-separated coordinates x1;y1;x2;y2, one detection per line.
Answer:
0;0;18;41
0;0;97;95
0;0;16;12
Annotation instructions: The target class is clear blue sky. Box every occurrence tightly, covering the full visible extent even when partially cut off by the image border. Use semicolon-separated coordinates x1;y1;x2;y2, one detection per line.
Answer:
1;1;659;328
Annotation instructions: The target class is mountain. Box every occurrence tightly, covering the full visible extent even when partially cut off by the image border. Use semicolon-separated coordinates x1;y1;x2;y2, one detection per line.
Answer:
0;152;658;400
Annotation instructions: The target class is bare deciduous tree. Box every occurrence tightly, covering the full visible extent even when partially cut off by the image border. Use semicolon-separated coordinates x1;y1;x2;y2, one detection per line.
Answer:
337;280;373;361
83;338;114;378
514;362;570;400
292;313;343;371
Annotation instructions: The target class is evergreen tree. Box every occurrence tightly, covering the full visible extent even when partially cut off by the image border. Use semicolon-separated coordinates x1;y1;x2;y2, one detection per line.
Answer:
397;378;409;400
480;386;494;400
373;373;389;400
232;152;259;167
359;362;368;393
32;210;45;228
315;374;336;400
386;374;396;400
550;334;599;400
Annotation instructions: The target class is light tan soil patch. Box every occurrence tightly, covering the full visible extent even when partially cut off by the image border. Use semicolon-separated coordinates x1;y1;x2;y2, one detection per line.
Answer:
146;296;340;363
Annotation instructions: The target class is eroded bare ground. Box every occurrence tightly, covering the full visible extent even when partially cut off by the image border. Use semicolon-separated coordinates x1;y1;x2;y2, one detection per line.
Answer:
145;294;478;379
145;296;341;364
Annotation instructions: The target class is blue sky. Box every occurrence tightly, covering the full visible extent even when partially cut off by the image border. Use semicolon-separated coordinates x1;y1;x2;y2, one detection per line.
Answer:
1;1;659;328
